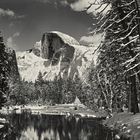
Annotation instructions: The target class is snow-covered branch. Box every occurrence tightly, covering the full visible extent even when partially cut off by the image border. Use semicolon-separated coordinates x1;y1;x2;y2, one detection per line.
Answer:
96;13;109;25
124;61;140;73
96;3;110;15
120;15;137;34
115;9;136;24
117;25;138;41
120;35;139;47
122;52;140;67
119;0;135;8
131;69;140;77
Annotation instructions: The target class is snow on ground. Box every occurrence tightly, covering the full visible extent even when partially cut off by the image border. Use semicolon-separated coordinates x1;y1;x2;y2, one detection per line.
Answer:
0;103;97;118
105;112;140;140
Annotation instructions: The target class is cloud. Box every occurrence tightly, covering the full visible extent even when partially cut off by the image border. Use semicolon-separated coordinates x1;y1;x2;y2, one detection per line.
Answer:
60;0;69;6
35;0;50;3
6;32;20;50
0;8;15;17
7;37;15;48
0;8;25;19
80;33;104;46
70;0;92;11
35;0;110;15
13;32;20;37
35;0;76;6
70;0;111;16
9;22;14;27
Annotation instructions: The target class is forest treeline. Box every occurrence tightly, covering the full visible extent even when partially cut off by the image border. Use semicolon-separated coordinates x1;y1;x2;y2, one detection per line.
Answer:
7;72;97;110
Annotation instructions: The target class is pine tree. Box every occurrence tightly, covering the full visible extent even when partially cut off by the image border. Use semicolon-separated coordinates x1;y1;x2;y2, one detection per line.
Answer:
73;75;86;104
61;78;76;104
0;32;8;108
36;71;44;85
89;0;140;114
34;71;44;104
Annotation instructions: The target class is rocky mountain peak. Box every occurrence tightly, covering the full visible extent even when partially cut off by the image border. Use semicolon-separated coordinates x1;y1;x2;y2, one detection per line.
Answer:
16;31;96;82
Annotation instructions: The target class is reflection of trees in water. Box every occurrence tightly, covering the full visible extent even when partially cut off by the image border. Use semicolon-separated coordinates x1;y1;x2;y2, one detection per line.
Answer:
1;112;113;140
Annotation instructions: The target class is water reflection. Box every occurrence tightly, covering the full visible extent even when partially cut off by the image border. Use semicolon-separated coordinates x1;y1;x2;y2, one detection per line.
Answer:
1;112;113;140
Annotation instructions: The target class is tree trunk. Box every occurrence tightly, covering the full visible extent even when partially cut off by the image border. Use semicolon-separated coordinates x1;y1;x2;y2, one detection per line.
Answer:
128;75;139;114
135;0;140;35
134;0;140;79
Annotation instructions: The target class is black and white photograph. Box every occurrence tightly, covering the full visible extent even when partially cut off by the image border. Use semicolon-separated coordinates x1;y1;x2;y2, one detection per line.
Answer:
0;0;140;139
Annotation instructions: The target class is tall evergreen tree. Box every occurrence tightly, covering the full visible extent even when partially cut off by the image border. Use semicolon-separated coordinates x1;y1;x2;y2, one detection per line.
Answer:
34;71;44;103
0;32;8;108
36;71;44;86
89;0;140;113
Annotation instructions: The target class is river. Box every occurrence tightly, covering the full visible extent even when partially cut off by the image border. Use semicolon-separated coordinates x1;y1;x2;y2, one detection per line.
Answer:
0;111;114;140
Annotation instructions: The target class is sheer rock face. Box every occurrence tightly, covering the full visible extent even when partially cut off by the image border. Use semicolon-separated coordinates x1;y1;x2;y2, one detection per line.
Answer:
41;32;75;74
17;31;96;82
41;32;78;61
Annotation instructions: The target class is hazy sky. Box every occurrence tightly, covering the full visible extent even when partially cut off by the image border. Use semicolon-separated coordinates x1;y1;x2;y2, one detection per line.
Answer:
0;0;104;51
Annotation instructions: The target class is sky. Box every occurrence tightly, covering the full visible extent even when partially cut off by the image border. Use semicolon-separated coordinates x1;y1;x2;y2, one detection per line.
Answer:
0;0;107;51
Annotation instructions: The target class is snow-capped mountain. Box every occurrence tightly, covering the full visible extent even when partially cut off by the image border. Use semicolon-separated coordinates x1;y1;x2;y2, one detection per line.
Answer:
16;31;97;82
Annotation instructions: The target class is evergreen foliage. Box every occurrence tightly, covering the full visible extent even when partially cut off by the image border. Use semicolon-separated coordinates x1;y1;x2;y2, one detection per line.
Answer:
7;72;87;107
0;32;8;108
87;0;140;114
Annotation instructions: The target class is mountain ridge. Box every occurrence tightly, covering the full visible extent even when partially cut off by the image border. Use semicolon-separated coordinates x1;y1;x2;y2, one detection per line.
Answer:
16;31;97;82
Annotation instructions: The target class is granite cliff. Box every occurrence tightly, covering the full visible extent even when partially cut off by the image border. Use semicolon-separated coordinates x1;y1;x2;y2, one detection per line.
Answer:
17;31;96;82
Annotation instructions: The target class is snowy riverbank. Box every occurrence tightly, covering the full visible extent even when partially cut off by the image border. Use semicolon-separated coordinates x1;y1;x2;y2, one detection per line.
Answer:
2;105;140;139
104;112;140;140
0;103;100;118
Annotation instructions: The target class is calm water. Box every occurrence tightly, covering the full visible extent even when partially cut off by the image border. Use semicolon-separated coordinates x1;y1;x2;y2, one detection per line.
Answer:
0;111;114;140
